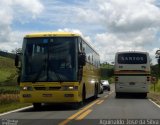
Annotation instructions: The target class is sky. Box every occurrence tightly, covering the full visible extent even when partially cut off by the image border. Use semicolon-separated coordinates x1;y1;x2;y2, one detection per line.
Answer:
0;0;160;64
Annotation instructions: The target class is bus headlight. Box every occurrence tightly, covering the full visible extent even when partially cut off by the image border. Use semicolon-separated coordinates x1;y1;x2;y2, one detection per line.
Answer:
21;86;33;91
62;86;78;90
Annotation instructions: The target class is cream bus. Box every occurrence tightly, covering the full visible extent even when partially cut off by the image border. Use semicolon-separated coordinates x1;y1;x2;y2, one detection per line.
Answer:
15;32;101;109
114;51;151;98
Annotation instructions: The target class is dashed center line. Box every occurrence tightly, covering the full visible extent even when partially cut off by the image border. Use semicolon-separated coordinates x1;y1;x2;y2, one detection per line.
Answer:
58;91;113;125
58;99;100;125
97;100;104;105
76;109;92;120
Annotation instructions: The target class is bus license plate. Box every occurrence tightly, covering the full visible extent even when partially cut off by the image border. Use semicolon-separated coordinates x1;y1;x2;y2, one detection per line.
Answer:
129;82;135;85
43;94;52;97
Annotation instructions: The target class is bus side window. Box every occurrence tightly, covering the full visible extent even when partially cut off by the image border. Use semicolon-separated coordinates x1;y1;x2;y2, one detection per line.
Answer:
82;41;86;53
78;38;83;53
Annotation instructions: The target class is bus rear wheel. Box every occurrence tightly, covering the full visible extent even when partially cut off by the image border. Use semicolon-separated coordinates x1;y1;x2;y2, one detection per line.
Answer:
82;85;86;102
73;101;83;109
141;93;147;98
94;84;98;99
115;92;120;98
33;103;41;110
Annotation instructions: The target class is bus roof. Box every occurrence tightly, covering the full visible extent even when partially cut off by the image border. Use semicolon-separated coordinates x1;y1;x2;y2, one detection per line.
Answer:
116;51;149;55
24;31;100;56
24;32;81;38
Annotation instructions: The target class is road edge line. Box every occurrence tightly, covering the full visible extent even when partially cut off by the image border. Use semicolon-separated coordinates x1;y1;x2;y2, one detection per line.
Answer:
0;106;33;117
149;99;160;109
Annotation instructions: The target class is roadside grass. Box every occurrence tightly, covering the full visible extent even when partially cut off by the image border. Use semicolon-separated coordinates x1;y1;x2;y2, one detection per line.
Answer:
0;71;11;82
0;102;31;113
148;92;160;106
101;64;114;69
0;86;20;106
0;86;20;94
0;56;29;113
150;79;160;93
0;56;17;85
0;86;31;113
149;79;160;105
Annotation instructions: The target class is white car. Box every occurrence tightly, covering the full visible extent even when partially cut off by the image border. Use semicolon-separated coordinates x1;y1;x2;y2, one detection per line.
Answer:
99;83;104;94
101;80;110;91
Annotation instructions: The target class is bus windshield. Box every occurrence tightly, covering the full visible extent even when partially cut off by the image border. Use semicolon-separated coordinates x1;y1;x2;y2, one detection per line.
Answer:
117;53;147;64
21;37;77;82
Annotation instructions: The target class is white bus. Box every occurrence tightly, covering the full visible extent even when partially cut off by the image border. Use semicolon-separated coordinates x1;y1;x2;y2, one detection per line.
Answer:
114;51;151;98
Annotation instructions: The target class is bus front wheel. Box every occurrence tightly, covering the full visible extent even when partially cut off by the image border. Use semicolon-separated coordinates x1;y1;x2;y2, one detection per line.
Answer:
115;92;120;98
73;86;85;109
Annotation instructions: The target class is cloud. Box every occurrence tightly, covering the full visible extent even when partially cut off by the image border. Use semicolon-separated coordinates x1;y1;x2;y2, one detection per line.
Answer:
49;0;160;64
58;28;83;36
73;0;160;64
96;0;160;33
0;0;44;51
14;0;44;15
13;0;44;20
76;8;103;24
0;0;159;64
0;0;12;44
94;32;145;62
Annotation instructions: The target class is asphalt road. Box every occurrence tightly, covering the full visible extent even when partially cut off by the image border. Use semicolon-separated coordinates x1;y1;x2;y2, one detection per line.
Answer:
0;84;160;125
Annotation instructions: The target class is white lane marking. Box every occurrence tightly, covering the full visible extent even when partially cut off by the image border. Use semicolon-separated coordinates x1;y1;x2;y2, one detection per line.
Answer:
104;95;108;98
0;106;33;117
149;99;160;109
109;91;114;95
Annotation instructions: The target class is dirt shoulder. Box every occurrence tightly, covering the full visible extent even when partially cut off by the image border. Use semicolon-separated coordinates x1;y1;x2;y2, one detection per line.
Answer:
148;92;160;106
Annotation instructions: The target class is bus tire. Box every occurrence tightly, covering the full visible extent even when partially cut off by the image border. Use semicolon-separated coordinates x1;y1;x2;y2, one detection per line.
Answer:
73;102;83;109
142;93;147;98
73;85;85;109
94;84;98;99
115;92;120;98
33;103;41;110
108;87;110;91
82;85;86;102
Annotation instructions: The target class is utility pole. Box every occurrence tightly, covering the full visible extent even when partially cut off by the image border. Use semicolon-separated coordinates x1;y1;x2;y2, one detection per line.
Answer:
155;49;160;76
156;49;160;63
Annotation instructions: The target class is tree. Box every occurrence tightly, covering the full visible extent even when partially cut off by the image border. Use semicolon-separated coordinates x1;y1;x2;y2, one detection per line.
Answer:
11;48;22;54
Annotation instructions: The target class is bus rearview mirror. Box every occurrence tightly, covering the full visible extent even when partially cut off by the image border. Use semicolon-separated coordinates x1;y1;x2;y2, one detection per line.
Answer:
15;54;19;67
15;53;22;67
158;58;160;65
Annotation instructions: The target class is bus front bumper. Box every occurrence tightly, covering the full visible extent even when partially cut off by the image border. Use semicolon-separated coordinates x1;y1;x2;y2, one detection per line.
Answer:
20;91;81;103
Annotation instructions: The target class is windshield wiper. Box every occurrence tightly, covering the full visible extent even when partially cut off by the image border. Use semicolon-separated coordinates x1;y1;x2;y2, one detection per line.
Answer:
32;61;63;83
50;68;63;83
32;59;46;83
47;44;63;83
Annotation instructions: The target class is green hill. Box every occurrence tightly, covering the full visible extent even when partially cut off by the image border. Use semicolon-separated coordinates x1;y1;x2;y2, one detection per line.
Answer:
0;56;17;85
100;63;114;69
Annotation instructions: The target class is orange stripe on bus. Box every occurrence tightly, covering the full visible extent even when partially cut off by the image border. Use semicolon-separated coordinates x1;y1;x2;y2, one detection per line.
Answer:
114;70;150;74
